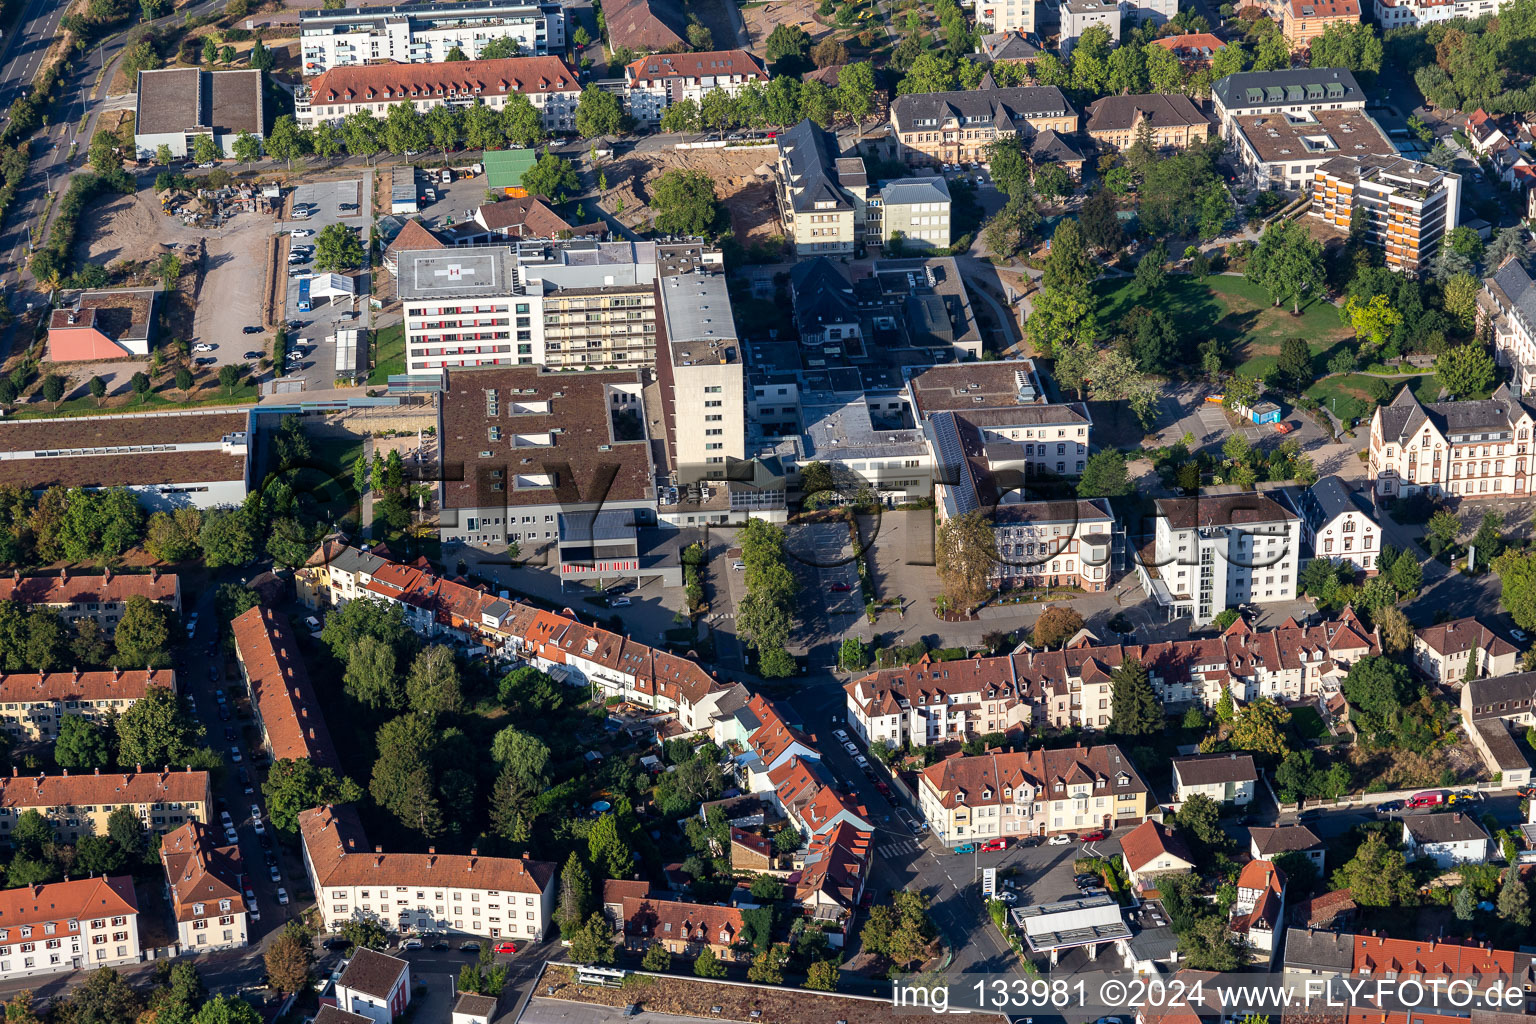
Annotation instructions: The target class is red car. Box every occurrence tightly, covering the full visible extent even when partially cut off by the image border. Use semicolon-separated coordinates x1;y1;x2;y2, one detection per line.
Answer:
875;781;891;796
494;941;518;954
980;838;1008;852
829;582;852;592
1080;830;1107;842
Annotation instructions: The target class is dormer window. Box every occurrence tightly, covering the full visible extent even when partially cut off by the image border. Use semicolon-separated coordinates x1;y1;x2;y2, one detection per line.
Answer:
193;904;205;917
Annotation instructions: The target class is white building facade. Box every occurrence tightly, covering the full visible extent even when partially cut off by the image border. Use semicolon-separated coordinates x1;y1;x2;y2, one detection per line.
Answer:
1142;494;1301;625
623;50;768;125
298;1;564;75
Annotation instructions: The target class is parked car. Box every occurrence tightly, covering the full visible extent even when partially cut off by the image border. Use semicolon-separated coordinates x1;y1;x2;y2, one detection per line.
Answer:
829;581;851;592
269;864;281;882
833;729;849;742
1407;790;1447;809
875;781;891;796
609;596;631;607
193;343;215;352
244;350;263;360
229;746;242;763
1048;834;1072;846
732;561;746;570
1513;629;1529;643
494;941;518;954
842;741;858;754
276;887;289;905
401;938;422;950
980;838;1007;852
292;229;313;238
460;942;481;953
242;325;262;334
239;769;254;795
1377;800;1405;814
1080;830;1107;842
953;843;976;854
997;891;1018;904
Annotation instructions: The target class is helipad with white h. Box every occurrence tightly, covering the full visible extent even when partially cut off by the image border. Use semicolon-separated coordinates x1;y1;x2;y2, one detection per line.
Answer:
396;246;517;301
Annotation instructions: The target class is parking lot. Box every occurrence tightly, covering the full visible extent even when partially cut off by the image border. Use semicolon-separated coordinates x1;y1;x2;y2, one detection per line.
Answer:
273;178;372;389
414;170;494;232
782;521;864;648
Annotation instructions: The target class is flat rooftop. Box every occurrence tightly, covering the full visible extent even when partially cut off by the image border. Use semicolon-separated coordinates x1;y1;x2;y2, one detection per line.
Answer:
397;245;518;301
1233;108;1394;165
801;392;926;461
908;359;1042;415
659;273;738;358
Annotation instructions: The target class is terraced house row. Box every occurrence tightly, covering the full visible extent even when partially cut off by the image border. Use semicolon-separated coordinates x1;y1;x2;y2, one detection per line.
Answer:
844;611;1381;748
0;769;210;842
0;667;175;741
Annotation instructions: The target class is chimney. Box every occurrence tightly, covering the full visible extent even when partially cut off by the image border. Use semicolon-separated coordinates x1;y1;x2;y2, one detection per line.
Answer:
150;566;158;583
375;845;383;853
59;566;67;582
347;838;356;850
522;852;529;860
470;847;479;856
103;566;112;583
61;768;67;776
72;666;80;682
428;847;435;854
93;768;99;775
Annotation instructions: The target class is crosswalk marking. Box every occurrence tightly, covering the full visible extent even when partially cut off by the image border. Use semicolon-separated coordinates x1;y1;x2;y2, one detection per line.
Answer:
876;838;920;858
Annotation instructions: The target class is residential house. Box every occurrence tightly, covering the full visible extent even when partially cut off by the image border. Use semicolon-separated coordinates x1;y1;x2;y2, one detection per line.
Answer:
1059;0;1121;54
335;948;412;1024
1172;753;1258;806
1467;109;1511;154
1479;255;1536;397
1461;671;1536;787
298;804;559;940
796;822;871;917
160;820;248;951
1142;493;1302;625
1402;812;1489;867
462;197;580;242
602;0;687;52
1282;0;1359;49
917;743;1151;843
1413;616;1519;684
728;827;775;871
232;606;341;768
1275;475;1381;573
0;667;175;742
1084;94;1211;151
621;896;748;962
1367;384;1536;500
0;877;139;979
296;57;580;130
891;79;1078;168
1120;820;1194;887
1248;825;1324;872
1374;0;1505;26
0;769;210;843
1281;925;1355;976
774;119;867;257
622;50;768;125
1229;859;1285;965
976;31;1042;61
1150;32;1226;68
1210;68;1366;139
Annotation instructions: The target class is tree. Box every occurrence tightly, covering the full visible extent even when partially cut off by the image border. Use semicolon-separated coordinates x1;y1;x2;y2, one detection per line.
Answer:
262;759;362;833
1341;655;1414;737
1079;188;1124;253
171;366;194;399
1134;240;1167;295
587;813;634;880
1229;697;1292;758
55;714;111;769
520;151;579;199
747;947;786;984
1375;605;1413;657
202;36;219;65
501;93;545;148
1486;226;1528;270
1307;21;1382;74
312;122;343;159
264;114;306;167
108;804;147;863
764;23;812;71
264;925;313;994
1033;606;1085;649
1332;832;1416;906
193;133;221;165
341;109;382;161
480;35;523;58
425;105;460;159
41;373;66;408
117;684;203;766
557;852;593;931
63;967;143;1024
492;726;551;786
1182;913;1244;971
314;221;365;272
199;507;254;568
660;98;702;133
811;37;848;68
838;636;870;672
1498;867;1531;927
1435;343;1496;400
10;809;53;857
193;996;261;1024
650;169;718;236
1109;658;1161;736
837;61;876;125
1276;337;1313;392
444;44;469;61
569;914;617;965
1345;293;1403;353
115;595;171;665
642;942;673;971
692;945;726;978
575;86;623;137
370;714;443;836
383;101;429;155
1442;272;1481;331
1034;163;1071;203
1174;793;1229;854
804;959;840;991
1454;884;1477;922
404;645;462;718
935;511;997;610
1078;450;1131;499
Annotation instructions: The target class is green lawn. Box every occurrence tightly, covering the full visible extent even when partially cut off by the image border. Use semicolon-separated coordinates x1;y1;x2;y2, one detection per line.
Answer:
8;383;258;419
1290;706;1328;743
1093;273;1354;379
1305;373;1441;426
368;323;406;384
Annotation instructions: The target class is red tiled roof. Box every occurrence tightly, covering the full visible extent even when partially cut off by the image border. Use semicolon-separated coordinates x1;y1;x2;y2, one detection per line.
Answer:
0;769;208;811
298;805;555;895
475;196;574;236
308;56;580;105
0;666;171;704
625;50;767;86
231;606;338;766
160;820;246;923
1119;820;1192;873
0;569;179;608
796;822;870;908
920;744;1148;811
622;895;745;946
0;876;137;931
385;219;445;257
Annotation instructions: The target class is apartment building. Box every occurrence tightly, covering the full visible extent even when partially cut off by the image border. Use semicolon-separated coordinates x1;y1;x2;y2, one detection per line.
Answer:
917;743;1151;843
1282;0;1359;47
977;0;1037;37
1479;257;1536;396
1277;474;1381;573
844;610;1379;746
1461;671;1536;787
1373;0;1506;28
0;877;139;979
435;365;656;566
0;410;250;512
621;896;749;962
0;667;174;742
1211;67;1365;138
1367;384;1536;499
775;119;865;257
0;568;180;633
160;820;248;951
298;1;564;75
1059;0;1121;55
296;57;580;129
336;949;412;1024
891;81;1078;167
623;50;768;125
1412;616;1519;684
1140;494;1302;624
232;606;341;768
300;804;557;939
0;769;209;842
1229;859;1286;965
654;265;745;475
1229;108;1396;192
1085;94;1211;151
909;363;1091;481
1310;155;1461;277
